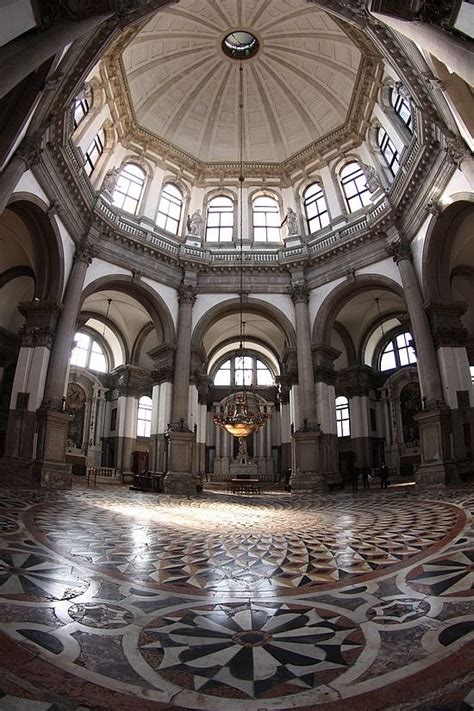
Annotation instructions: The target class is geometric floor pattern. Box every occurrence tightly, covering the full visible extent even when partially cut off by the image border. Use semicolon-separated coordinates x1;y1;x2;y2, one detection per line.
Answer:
0;482;473;710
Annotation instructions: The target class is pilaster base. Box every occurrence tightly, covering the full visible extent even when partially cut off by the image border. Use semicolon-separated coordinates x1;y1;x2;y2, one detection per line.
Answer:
34;408;72;490
414;408;452;487
292;430;327;493
32;460;72;489
290;469;326;493
163;471;196;496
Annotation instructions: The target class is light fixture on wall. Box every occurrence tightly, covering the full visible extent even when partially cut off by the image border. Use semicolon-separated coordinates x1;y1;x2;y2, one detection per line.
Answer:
213;61;269;455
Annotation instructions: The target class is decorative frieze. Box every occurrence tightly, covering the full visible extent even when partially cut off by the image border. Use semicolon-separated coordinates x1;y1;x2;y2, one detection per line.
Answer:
426;300;469;348
112;365;153;397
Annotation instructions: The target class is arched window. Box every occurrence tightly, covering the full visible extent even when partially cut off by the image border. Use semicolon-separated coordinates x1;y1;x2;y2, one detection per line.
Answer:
377;127;400;175
157;183;183;234
137;396;152;437
252;195;280;242
214;355;274;387
84;127;105;177
380;331;417;371
70;332;108;373
336;396;350;437
73;93;90;129
112;163;145;214
206;196;234;242
340;161;372;213
390;86;413;133
303;183;330;233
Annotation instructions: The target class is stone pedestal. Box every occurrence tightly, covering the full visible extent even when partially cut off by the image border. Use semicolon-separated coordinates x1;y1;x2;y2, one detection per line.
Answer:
163;429;196;495
414;408;452;487
33;409;72;489
291;430;326;493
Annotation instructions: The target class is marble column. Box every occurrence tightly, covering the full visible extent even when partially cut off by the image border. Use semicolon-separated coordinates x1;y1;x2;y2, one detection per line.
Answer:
426;300;474;481
0;300;61;482
313;344;340;487
391;240;451;486
33;239;95;489
0;135;43;214
164;283;197;495
445;136;474;191
370;11;474;87
289;283;324;493
391;241;444;406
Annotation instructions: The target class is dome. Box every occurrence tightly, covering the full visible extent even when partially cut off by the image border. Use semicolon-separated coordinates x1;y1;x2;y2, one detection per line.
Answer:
121;0;363;164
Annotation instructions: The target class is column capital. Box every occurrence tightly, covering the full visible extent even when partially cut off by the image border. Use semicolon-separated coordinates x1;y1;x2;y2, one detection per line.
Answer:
177;284;197;305
445;135;472;168
16;134;43;169
336;365;377;398
289;283;309;304
18;300;62;349
112;364;152;397
425;300;469;348
388;239;412;264
74;237;97;265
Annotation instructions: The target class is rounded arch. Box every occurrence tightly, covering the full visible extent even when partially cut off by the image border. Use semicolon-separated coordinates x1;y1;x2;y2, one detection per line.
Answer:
5;194;65;300
422;198;474;302
192;297;297;354
131;322;155;366
312;275;406;346
80;276;176;345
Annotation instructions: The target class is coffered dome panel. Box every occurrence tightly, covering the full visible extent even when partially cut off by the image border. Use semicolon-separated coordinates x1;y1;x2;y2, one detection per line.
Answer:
121;0;362;163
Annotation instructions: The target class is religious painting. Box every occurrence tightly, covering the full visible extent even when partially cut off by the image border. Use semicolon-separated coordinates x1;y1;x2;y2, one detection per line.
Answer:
66;382;86;449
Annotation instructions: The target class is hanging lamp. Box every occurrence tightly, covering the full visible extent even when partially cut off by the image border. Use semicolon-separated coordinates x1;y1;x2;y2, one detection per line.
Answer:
213;61;269;448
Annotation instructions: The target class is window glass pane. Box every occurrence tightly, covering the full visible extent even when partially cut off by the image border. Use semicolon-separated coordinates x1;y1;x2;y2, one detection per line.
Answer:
257;369;273;385
381;349;396;371
89;351;107;372
215;368;231;385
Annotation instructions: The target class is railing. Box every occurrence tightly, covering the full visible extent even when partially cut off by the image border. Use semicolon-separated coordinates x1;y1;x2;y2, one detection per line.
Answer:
86;467;120;486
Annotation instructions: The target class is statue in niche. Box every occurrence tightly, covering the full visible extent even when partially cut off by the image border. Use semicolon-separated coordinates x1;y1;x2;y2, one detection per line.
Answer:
66;383;86;449
101;167;121;196
282;207;299;236
361;162;383;193
187;210;204;237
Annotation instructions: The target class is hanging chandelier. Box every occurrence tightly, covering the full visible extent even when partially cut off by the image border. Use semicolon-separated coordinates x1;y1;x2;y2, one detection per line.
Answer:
213;61;269;443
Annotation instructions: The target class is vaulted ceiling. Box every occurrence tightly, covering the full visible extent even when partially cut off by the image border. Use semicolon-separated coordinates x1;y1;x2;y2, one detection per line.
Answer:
121;0;362;164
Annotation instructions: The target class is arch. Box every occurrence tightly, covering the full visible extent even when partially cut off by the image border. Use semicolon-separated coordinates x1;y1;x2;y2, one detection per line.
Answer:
312;275;406;346
0;265;36;289
333;321;357;366
78;309;129;364
80;276;176;345
5;194;65;300
422;199;474;302
192;297;297;353
130;322;155;366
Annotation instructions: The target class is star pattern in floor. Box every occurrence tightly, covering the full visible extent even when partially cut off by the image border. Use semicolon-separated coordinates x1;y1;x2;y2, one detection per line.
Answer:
0;483;472;710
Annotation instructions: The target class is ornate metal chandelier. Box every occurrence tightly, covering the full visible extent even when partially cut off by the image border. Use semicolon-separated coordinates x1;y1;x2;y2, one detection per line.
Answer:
213;61;269;444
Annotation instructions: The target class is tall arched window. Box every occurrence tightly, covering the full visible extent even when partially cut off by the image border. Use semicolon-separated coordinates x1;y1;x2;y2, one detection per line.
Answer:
112;163;145;214
380;331;417;371
214;355;274;387
340;161;372;213
70;332;108;373
390;86;413;133
137;396;152;437
157;183;183;234
303;183;330;233
73;93;91;129
377;127;400;175
336;396;350;437
206;196;234;242
252;195;280;242
84;127;105;177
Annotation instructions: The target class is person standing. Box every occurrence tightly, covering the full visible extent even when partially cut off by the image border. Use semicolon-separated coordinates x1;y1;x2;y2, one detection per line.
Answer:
362;467;370;490
352;462;360;492
380;462;389;489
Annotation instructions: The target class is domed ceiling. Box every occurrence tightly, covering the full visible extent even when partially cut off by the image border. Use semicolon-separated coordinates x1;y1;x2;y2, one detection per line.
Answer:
121;0;362;164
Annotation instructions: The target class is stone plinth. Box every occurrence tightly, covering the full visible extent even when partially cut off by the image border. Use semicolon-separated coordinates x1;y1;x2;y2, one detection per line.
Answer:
414;408;452;487
291;430;326;493
33;409;72;489
163;429;196;495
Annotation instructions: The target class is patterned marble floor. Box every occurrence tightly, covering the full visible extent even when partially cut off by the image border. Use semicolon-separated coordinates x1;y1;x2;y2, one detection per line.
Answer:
0;483;473;710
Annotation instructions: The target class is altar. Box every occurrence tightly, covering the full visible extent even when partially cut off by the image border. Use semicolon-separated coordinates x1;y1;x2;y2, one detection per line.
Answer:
229;462;258;479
